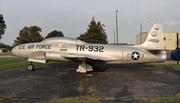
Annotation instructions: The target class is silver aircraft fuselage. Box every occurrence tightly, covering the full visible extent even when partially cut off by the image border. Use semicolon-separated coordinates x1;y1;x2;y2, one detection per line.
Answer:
12;43;166;64
12;23;167;73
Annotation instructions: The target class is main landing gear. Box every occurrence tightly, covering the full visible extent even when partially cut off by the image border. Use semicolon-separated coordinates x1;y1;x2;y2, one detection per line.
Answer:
76;61;93;73
27;62;34;71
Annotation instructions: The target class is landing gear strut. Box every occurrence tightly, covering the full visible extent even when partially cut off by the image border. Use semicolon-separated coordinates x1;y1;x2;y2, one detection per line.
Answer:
27;62;34;71
76;61;93;73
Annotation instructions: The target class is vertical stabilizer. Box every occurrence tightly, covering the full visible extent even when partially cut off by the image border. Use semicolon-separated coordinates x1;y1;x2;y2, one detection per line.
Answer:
142;23;164;50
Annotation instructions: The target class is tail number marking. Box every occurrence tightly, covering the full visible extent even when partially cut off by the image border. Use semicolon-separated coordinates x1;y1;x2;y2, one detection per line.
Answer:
147;39;159;43
76;45;104;52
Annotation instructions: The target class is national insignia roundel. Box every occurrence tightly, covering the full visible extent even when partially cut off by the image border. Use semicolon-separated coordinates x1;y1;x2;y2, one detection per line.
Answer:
131;51;140;60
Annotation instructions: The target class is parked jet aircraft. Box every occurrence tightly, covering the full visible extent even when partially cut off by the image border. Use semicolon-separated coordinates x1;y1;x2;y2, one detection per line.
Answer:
12;23;166;73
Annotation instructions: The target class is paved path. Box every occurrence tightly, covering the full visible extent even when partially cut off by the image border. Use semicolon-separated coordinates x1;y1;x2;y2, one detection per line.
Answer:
0;55;21;60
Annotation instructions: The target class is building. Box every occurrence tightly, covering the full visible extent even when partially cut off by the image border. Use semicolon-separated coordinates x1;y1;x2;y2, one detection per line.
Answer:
136;32;180;50
0;48;7;53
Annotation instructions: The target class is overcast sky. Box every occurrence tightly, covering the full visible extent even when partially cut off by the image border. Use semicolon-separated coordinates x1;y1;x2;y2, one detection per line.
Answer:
1;0;180;45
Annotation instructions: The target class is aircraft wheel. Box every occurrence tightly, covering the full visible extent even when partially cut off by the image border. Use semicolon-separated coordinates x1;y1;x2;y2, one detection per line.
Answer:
27;64;34;71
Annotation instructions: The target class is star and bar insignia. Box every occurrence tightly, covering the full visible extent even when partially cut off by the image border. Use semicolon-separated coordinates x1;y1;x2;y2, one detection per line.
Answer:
127;51;144;60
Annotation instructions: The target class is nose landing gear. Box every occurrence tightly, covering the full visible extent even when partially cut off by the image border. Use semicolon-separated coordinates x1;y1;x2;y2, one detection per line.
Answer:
27;62;34;71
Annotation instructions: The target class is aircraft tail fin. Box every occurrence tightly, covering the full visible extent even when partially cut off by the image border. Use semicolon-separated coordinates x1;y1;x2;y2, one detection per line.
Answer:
141;23;164;50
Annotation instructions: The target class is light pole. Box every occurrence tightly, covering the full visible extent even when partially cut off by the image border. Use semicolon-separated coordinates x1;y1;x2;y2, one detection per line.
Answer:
140;22;149;44
116;10;118;44
113;30;115;44
140;23;142;44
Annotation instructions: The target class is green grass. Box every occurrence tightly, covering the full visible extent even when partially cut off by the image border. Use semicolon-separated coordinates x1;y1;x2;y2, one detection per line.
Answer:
40;96;100;103
0;60;45;71
0;100;10;103
149;94;180;103
0;52;12;56
0;60;72;71
88;86;97;96
78;79;87;93
0;99;10;103
149;63;180;71
41;94;180;103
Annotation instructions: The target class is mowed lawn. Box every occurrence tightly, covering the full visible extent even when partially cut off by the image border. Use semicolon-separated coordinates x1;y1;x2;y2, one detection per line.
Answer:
0;52;12;56
0;60;45;70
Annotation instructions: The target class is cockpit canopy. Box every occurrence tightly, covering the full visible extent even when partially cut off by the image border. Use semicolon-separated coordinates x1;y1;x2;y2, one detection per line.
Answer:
41;37;87;44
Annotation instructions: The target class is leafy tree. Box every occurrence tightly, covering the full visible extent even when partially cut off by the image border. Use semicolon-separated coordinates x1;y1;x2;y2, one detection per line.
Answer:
5;45;12;50
0;42;6;48
45;30;64;39
0;14;6;39
77;17;108;44
76;34;85;41
0;42;12;50
13;26;44;46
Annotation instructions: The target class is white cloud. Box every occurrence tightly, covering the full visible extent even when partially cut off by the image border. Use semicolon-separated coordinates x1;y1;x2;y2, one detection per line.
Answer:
162;20;180;26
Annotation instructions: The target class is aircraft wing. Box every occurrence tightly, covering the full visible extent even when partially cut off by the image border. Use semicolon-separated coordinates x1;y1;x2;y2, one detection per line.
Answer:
60;53;117;61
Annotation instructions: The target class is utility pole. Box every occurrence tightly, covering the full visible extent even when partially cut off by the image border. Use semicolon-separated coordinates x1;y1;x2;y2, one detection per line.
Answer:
177;33;179;64
140;24;142;44
140;22;149;44
116;10;118;44
114;30;115;44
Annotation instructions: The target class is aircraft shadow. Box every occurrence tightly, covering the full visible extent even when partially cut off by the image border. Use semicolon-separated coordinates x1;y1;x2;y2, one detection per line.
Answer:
37;63;155;73
91;63;155;73
100;85;133;103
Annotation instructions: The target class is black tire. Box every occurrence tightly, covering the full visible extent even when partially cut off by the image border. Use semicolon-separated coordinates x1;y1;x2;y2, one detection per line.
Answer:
27;64;34;71
89;63;95;67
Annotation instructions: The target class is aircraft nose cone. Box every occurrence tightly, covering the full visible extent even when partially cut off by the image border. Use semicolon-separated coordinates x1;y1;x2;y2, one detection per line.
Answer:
12;46;19;56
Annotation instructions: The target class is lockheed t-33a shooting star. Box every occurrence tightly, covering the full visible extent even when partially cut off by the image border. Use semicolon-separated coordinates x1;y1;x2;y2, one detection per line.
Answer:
12;23;166;73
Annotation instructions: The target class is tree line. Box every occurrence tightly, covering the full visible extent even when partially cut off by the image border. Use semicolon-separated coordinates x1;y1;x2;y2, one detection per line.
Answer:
13;26;64;46
0;15;108;50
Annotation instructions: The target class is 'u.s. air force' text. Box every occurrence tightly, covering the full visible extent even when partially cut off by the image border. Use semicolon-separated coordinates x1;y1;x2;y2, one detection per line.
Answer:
76;45;104;52
18;44;52;49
